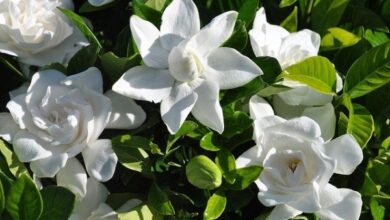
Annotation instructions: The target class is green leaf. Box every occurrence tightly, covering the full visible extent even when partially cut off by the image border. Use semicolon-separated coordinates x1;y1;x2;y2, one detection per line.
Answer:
145;0;169;11
186;155;222;190
344;42;390;98
58;8;102;48
0;179;4;216
200;132;223;152
278;56;337;94
100;52;141;82
343;6;389;33
112;135;162;155
167;121;199;152
215;149;236;184
281;6;298;32
238;0;259;27
0;140;28;178
203;190;227;220
222;110;253;138
364;29;390;47
320;27;361;51
370;198;385;220
257;84;292;97
220;78;263;106
133;0;162;27
67;44;100;74
226;166;262;190
148;183;175;215
311;0;351;34
346;103;374;148
112;140;152;174
279;0;297;7
6;174;43;220
39;186;75;220
223;19;248;52
253;56;282;84
118;203;163;220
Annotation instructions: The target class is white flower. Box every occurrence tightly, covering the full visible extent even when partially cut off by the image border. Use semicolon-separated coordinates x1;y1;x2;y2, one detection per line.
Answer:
112;0;262;134
0;0;88;66
0;67;146;181
237;96;363;220
88;0;114;7
249;7;342;141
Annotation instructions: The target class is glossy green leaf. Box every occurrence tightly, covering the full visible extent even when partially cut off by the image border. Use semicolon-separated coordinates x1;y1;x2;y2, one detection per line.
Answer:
112;135;162;155
39;186;75;220
278;56;337;94
279;0;297;7
253;56;282;84
118;203;163;220
112;140;152;174
370;198;385;220
311;0;351;34
167;121;199;151
347;103;375;148
200;132;222;152
223;19;248;52
215;149;236;184
344;42;390;98
220;78;263;106
225;166;262;190
133;0;162;27
58;8;102;48
100;52;141;82
186;155;222;190
203;190;227;220
145;0;169;11
0;140;28;178
343;6;389;33
222;110;253;138
67;44;100;74
148;183;175;215
6;174;43;220
0;179;4;216
238;0;259;27
281;6;298;32
364;29;390;47
321;27;361;51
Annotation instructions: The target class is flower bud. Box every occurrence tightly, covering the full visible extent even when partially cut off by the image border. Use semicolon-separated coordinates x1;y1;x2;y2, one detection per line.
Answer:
186;155;222;190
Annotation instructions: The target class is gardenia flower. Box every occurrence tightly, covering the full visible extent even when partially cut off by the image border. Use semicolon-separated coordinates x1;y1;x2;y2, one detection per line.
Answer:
0;0;88;66
249;7;341;141
113;0;262;134
237;96;363;220
0;67;146;181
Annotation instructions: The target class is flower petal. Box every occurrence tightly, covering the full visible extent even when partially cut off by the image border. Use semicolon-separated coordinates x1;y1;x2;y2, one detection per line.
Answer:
267;205;302;220
160;0;200;50
86;203;117;220
323;134;363;175
104;90;146;129
302;103;336;142
88;0;114;7
62;67;103;93
82;139;118;182
191;80;224;133
112;66;174;103
205;47;262;89
12;130;53;162
189;11;238;56
253;115;285;143
130;15;169;68
0;113;20;143
267;116;322;140
249;95;274;119
30;153;68;178
236;145;262;168
318;184;362;220
272;94;306;119
161;82;197;134
56;158;88;198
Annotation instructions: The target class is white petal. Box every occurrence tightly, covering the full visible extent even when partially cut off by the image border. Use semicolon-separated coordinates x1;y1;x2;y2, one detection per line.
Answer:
252;115;285;143
191;80;224;133
323;134;363;175
267;205;302;220
86;203;117;220
189;11;238;56
33;174;43;190
0;113;20;143
62;67;103;93
112;66;174;103
12;130;53;162
205;47;262;89
249;95;274;120
88;0;114;7
30;153;68;178
60;0;75;10
104;90;146;129
272;94;306;119
336;73;343;93
82;139;118;182
276;82;333;106
161;82;197;134
160;0;200;50
6;94;30;129
56;158;88;198
130;16;169;68
267;116;322;140
279;29;320;63
318;184;362;220
83;89;112;143
236;145;262;168
302;103;336;141
74;178;109;219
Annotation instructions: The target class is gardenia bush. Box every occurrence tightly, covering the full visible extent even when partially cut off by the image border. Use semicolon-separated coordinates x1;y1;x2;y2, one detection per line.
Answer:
0;0;389;219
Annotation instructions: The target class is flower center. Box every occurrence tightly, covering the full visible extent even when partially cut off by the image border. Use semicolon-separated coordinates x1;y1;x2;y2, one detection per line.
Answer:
168;43;203;82
288;159;301;173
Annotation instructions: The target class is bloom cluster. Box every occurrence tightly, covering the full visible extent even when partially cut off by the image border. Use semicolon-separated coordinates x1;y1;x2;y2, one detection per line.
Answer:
0;0;387;219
